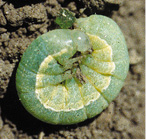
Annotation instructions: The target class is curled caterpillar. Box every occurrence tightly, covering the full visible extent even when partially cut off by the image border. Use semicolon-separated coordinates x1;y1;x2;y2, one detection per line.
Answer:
16;15;129;125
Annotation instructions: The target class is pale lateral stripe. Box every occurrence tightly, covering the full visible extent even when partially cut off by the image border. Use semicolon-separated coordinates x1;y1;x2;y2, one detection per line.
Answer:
36;74;44;88
52;48;68;57
101;76;111;92
37;48;68;74
108;45;113;61
37;55;54;73
83;93;101;106
111;62;115;74
87;33;110;50
43;103;84;112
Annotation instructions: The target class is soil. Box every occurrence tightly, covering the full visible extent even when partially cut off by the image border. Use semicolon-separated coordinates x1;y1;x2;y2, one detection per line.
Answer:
0;0;145;139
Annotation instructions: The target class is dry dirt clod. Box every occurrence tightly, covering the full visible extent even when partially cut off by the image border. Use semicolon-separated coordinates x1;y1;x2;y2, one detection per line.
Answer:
3;3;47;27
104;0;123;5
0;125;15;139
0;10;7;26
129;49;143;64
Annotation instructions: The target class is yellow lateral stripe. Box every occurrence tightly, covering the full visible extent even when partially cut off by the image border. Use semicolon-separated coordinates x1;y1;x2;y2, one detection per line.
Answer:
52;48;68;57
87;33;110;50
36;74;44;88
38;55;54;74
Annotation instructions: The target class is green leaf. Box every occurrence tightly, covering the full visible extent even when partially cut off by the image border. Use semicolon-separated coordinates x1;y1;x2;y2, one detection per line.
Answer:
55;9;76;29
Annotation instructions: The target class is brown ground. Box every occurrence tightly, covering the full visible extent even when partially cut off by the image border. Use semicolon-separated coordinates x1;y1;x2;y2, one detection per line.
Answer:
0;0;145;139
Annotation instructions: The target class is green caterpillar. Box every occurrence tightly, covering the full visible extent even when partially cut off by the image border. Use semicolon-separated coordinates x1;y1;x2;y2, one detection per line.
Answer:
16;15;129;125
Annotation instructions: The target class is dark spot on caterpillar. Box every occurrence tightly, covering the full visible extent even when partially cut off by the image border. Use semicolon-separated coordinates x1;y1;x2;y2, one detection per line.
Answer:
72;51;82;58
56;60;63;66
75;68;86;84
